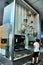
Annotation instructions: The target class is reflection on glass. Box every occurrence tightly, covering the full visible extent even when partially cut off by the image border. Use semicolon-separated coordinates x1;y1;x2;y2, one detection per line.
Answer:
14;0;33;60
13;0;40;60
0;0;14;60
1;0;40;61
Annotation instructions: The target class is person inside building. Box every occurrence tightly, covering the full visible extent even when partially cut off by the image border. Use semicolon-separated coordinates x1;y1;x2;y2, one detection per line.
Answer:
30;39;40;65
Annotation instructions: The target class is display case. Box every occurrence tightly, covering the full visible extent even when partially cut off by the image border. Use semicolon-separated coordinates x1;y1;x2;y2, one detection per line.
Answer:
2;0;40;61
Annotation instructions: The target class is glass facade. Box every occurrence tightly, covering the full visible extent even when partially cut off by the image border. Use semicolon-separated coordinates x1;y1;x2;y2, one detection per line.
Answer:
0;0;40;61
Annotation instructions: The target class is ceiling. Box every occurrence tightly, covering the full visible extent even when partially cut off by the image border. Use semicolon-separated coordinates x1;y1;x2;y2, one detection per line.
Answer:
5;0;43;15
24;0;43;19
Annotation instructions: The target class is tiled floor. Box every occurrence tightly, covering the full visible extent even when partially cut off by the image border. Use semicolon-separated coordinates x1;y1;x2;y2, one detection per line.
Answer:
23;61;31;65
0;54;12;65
23;58;43;65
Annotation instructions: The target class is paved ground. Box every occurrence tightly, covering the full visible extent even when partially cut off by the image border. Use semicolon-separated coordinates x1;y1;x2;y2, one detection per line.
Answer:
0;54;13;65
13;52;43;65
23;58;43;65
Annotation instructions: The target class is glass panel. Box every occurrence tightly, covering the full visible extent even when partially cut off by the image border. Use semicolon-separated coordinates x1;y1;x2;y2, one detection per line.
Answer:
0;0;14;60
13;0;33;60
13;0;40;60
0;0;40;61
